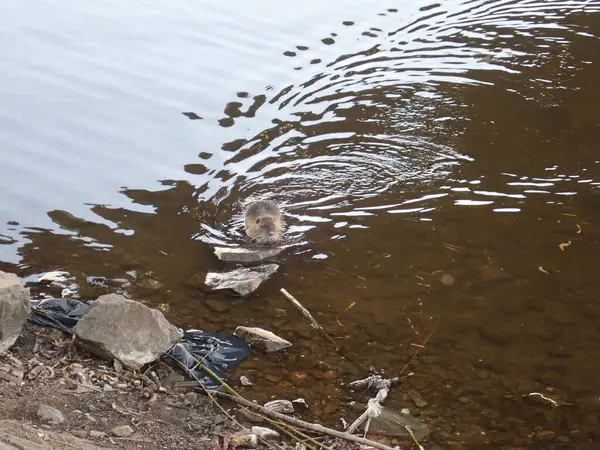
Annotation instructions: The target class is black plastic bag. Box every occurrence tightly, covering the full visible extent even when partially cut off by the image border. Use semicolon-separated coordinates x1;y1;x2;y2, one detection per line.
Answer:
28;298;251;388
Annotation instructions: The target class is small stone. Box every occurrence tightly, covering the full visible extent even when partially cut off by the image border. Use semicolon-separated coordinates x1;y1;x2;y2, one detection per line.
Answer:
240;376;253;386
116;383;127;389
184;392;198;404
205;299;230;313
71;429;89;438
557;435;570;443
535;430;556;441
90;430;106;438
440;273;455;286
264;400;294;414
103;384;113;392
410;393;428;408
234;326;292;353
457;396;469;404
251;426;281;441
37;404;65;424
110;425;134;437
85;413;96;423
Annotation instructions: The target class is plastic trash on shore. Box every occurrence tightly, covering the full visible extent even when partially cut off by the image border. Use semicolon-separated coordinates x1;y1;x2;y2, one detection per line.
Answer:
28;298;251;389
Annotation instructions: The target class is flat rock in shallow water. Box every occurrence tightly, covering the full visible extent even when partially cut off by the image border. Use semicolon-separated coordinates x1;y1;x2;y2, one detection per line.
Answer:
205;264;279;296
234;326;291;352
73;294;182;370
214;246;283;263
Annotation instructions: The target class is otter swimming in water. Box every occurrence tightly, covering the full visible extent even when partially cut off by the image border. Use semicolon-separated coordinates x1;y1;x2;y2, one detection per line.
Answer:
244;200;282;245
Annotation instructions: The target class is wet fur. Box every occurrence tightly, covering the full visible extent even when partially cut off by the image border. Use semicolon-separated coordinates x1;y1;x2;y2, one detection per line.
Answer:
244;200;282;245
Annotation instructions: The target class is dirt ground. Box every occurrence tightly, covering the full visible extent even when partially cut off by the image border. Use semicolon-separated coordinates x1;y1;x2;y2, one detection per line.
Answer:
0;323;276;450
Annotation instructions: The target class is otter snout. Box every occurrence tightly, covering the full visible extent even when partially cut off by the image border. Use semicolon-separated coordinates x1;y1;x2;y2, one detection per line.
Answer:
244;200;283;246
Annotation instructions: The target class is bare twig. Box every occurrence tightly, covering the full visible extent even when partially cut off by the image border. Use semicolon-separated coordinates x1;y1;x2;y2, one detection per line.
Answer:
210;390;401;450
280;288;367;370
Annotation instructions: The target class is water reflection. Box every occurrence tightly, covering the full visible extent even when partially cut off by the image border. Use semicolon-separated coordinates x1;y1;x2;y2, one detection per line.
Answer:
2;0;600;444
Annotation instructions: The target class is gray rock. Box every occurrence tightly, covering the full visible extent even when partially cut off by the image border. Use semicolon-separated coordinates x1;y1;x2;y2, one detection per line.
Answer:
0;271;31;352
73;294;182;370
110;425;133;437
214;246;283;263
205;264;279;296
264;400;294;414
89;431;106;438
234;326;291;352
183;392;198;405
251;426;280;441
37;404;65;425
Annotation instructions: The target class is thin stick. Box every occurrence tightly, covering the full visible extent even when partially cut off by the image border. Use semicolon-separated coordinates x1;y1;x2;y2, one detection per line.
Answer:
210;391;402;450
280;288;323;331
280;288;367;370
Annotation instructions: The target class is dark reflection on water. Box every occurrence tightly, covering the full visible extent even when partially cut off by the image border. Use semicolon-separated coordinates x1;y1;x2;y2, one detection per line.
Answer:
3;0;600;445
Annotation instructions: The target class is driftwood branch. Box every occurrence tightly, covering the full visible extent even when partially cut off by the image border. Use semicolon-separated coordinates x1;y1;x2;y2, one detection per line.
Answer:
209;390;401;450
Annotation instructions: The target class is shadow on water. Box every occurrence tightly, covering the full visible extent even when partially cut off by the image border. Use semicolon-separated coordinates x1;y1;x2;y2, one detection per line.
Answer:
3;0;600;444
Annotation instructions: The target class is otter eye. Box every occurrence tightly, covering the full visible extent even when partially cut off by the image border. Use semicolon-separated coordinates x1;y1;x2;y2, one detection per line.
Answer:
255;218;260;224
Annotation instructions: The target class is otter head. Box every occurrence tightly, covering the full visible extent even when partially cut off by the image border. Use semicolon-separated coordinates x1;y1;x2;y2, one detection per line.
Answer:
250;215;281;245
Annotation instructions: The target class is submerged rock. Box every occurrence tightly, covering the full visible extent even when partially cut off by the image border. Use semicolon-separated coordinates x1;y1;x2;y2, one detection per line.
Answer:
73;294;182;370
0;271;31;352
234;326;291;352
214;246;283;263
205;264;279;296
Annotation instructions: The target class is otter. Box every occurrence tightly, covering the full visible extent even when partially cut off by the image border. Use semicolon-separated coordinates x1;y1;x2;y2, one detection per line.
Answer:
244;200;283;245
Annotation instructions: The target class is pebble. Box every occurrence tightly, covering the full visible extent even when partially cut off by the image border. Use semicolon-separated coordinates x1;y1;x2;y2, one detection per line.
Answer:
116;383;128;389
85;413;97;423
440;273;455;286
240;376;253;386
556;435;570;443
410;394;429;408
71;429;89;438
110;425;134;437
37;404;65;425
205;299;231;313
103;384;113;392
184;392;198;405
90;430;106;438
251;426;281;441
457;396;469;404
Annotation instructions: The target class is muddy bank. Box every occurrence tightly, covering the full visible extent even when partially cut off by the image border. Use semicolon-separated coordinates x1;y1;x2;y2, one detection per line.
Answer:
0;323;248;450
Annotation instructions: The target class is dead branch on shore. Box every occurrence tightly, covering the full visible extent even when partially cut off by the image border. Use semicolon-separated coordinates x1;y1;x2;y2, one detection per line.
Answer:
209;390;401;450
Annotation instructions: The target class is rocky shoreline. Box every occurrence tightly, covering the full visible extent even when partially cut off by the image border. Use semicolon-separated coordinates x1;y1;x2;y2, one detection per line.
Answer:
1;270;416;450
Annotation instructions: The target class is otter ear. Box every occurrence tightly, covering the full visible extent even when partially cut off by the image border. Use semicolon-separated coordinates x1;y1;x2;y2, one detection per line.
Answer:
255;218;260;224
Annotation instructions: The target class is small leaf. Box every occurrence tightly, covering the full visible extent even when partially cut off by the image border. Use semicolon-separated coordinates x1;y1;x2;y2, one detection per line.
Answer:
538;266;550;275
559;241;572;251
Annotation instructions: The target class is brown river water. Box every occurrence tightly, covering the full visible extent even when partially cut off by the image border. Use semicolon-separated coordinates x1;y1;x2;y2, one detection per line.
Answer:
2;0;600;447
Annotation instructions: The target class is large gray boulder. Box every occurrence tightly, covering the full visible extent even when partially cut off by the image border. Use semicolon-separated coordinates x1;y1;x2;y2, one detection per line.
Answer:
73;294;182;370
0;271;31;352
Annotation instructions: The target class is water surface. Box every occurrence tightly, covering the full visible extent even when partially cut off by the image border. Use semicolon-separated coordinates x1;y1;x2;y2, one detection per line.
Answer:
2;0;600;446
